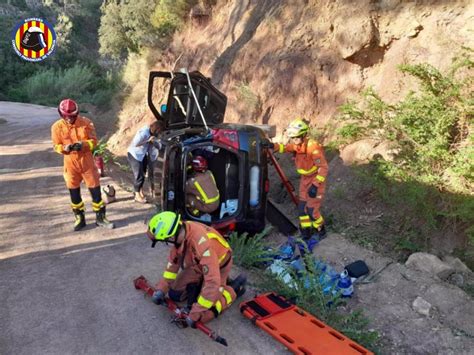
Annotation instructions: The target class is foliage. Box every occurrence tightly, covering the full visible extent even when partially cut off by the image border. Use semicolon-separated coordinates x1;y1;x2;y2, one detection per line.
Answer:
8;64;120;109
335;52;474;262
150;0;198;37
0;0;116;109
99;0;161;59
236;81;261;116
93;138;108;155
257;255;380;351
98;0;198;59
228;226;274;268
337;53;473;193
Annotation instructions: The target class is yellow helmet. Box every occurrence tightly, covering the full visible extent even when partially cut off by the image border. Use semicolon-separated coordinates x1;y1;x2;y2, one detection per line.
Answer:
147;211;181;247
286;118;309;138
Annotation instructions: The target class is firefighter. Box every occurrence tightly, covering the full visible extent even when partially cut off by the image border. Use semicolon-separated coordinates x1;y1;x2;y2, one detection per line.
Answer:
273;118;328;242
185;156;220;216
51;99;114;231
146;211;246;326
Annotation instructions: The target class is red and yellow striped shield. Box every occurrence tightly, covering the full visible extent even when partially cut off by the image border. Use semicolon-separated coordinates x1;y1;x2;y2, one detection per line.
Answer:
12;18;57;62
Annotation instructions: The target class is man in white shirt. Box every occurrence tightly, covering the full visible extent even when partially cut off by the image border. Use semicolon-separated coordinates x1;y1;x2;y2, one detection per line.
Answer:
127;120;164;203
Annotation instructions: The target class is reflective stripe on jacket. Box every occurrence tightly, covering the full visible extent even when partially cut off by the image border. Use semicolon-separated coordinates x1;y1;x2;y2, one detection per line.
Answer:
157;221;232;310
186;170;220;204
273;138;328;183
51;116;97;156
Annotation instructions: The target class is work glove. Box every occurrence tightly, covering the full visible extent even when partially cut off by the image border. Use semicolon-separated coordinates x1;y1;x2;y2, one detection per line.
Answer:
151;290;165;305
172;315;196;329
185;316;196;328
260;138;273;149
308;184;318;198
70;142;83;151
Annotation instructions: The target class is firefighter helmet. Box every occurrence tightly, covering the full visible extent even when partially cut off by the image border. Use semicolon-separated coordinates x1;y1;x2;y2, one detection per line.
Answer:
286;118;309;138
147;211;182;244
192;155;208;172
58;99;79;119
21;26;46;52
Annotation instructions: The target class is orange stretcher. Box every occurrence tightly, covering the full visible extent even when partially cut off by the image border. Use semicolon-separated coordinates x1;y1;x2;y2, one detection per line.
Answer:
240;293;374;355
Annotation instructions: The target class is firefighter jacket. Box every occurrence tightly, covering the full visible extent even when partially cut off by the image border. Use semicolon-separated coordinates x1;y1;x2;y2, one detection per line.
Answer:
274;138;328;185
157;221;232;316
51;116;99;189
185;170;220;213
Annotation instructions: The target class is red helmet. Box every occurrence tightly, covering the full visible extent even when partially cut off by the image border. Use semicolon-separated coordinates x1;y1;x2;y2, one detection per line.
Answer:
192;156;208;172
58;99;79;118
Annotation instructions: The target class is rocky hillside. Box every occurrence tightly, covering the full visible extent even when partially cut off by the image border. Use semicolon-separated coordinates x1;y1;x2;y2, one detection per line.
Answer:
107;0;473;266
109;0;473;151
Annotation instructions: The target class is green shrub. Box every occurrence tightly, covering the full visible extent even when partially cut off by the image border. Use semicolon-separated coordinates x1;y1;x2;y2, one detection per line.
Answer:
235;81;261;116
335;50;474;264
228;226;274;268
9;64;119;109
151;0;198;36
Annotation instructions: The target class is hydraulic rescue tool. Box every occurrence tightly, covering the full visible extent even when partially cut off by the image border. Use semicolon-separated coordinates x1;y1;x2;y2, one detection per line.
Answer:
133;275;228;347
267;150;298;206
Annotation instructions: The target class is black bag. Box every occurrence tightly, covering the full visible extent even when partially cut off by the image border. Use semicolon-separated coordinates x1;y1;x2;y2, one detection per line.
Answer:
344;260;369;278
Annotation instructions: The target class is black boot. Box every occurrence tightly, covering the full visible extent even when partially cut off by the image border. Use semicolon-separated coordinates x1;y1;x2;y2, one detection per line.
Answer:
228;274;247;298
314;225;327;240
299;227;312;240
73;209;86;232
95;207;115;229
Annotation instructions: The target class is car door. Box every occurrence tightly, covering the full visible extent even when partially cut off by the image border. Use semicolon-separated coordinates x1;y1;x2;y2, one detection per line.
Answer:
148;70;227;129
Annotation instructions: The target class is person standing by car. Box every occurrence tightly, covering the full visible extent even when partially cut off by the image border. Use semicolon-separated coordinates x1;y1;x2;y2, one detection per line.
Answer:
146;211;247;326
127;120;164;203
51;98;114;231
185;155;220;216
273;118;328;243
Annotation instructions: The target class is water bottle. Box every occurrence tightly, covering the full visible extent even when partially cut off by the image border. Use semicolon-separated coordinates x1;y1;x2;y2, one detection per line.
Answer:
337;270;353;297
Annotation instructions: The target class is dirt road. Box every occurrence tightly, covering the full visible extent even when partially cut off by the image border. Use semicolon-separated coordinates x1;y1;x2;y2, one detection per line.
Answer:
0;102;283;354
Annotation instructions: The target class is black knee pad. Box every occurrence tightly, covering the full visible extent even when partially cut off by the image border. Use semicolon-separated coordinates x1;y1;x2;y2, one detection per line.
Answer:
168;289;183;302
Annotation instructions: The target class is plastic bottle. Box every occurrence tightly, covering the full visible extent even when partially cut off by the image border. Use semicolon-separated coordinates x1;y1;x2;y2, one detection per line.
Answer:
249;166;260;207
337;270;354;297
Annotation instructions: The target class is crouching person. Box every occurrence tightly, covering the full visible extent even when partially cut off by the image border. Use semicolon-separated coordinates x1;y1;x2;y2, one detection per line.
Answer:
146;211;246;325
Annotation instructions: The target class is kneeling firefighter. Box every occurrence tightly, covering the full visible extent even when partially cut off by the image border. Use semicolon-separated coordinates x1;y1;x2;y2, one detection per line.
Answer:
51;99;114;231
146;211;246;326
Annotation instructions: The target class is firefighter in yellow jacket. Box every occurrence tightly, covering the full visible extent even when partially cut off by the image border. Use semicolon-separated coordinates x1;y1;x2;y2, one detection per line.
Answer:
185;155;220;216
146;211;246;326
273;118;328;240
51;99;114;231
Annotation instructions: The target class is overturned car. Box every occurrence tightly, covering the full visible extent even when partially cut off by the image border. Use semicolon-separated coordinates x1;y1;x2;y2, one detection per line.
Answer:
148;70;270;233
